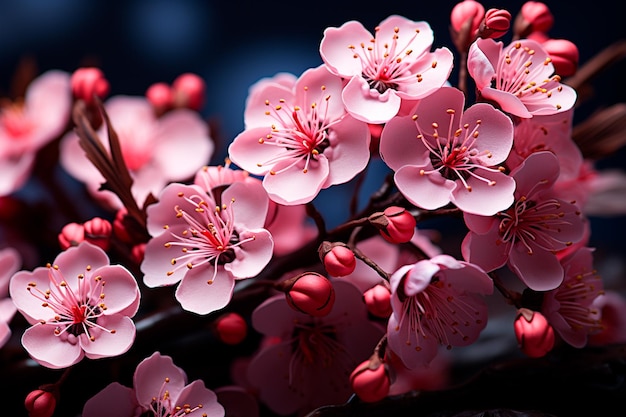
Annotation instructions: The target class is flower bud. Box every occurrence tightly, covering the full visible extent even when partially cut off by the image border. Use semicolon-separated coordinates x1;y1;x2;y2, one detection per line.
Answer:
478;8;511;39
514;308;555;358
112;207;132;244
450;0;485;34
25;389;56;417
514;1;553;38
146;82;174;115
319;241;356;277
83;217;113;251
58;222;85;250
282;272;335;317
172;73;205;111
215;312;248;345
369;206;416;244
131;243;146;265
350;356;390;403
542;38;579;77
363;284;393;318
71;67;109;105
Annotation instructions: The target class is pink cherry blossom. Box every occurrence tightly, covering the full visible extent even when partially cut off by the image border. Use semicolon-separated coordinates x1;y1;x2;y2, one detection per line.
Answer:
60;95;214;209
320;15;454;124
0;70;71;195
228;65;371;205
467;38;577;118
589;291;626;346
141;181;273;315
380;86;515;215
9;242;140;369
387;254;493;369
542;247;604;348
0;247;21;348
462;151;586;291
82;351;224;417
246;279;384;415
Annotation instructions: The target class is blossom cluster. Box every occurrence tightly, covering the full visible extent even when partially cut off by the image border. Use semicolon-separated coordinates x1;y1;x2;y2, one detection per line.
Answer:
2;1;626;416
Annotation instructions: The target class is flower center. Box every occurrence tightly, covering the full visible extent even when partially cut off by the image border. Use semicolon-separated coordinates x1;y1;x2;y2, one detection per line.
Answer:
142;376;205;417
0;102;35;140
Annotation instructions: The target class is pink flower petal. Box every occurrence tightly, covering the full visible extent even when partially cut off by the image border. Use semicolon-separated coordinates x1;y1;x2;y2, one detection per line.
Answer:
81;315;136;359
134;352;187;407
341;75;402;123
263;156;330;205
226;229;273;279
21;324;84;369
176;267;235;315
394;164;456;210
509;243;564;291
82;382;138;417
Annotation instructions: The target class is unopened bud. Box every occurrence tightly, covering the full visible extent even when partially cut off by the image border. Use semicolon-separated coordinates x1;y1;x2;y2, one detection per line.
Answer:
71;67;109;105
83;217;112;251
363;284;393;318
215;312;248;345
542;38;579;77
172;73;205;111
146;82;174;115
131;243;146;265
319;241;356;277
514;1;553;38
369;206;416;244
350;356;390;403
281;272;335;317
58;222;85;250
514;308;555;358
478;8;511;39
25;389;56;417
450;0;485;34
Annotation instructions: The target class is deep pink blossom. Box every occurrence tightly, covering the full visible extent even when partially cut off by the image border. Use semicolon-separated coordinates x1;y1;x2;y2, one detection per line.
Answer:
60;95;214;209
380;86;515;215
589;291;626;346
462;151;585;291
0;70;71;195
320;15;454;124
9;242;140;369
141;181;273;315
467;38;577;118
0;247;21;348
387;255;493;369
228;65;370;205
247;279;384;415
82;351;224;417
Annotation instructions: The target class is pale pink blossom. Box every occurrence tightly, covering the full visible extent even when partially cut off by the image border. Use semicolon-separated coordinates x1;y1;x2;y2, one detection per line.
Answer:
467;38;577;118
247;279;384;415
228;65;370;205
9;242;140;369
320;15;454;124
462;151;586;291
387;255;493;369
0;247;21;348
0;70;71;195
542;247;604;348
82;351;224;417
141;181;273;315
60;95;214;209
380;86;515;215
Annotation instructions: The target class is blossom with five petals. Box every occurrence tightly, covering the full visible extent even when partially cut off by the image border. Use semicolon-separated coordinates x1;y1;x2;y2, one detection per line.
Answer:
82;351;225;417
228;65;370;205
467;38;577;118
9;242;140;369
141;181;273;315
380;86;515;215
320;15;454;124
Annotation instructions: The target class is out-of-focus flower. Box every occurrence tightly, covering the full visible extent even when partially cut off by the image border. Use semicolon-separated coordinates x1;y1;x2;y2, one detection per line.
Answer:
228;65;370;205
9;242;140;369
214;386;259;417
172;73;206;111
281;272;336;317
541;38;579;77
514;308;555;358
450;0;485;51
380;86;515;215
0;70;71;195
350;355;390;403
320;15;453;124
214;312;248;345
387;255;493;369
58;222;85;250
145;82;174;115
514;1;554;38
589;291;626;346
467;38;577;118
25;389;56;417
141;181;273;315
369;206;417;243
71;67;110;105
320;241;356;277
60;95;214;210
82;351;225;417
247;279;384;415
0;247;21;348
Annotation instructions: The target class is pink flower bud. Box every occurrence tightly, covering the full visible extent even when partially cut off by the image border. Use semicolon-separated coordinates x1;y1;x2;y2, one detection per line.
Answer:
215;312;248;345
131;243;146;264
172;73;205;111
350;357;390;403
58;222;85;250
542;38;579;77
363;284;392;318
83;217;112;251
521;1;554;33
514;308;555;358
450;0;485;34
71;67;109;105
146;82;174;114
319;241;356;277
481;8;511;39
369;206;416;244
113;207;132;244
25;389;56;417
283;272;335;317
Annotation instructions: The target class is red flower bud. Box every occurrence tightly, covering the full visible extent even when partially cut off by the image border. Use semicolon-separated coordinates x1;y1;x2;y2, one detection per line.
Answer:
514;308;555;358
131;243;146;265
363;284;392;318
172;73;206;111
283;272;335;317
146;82;174;115
71;67;109;105
478;8;511;40
521;1;554;33
450;0;485;34
369;206;416;244
83;217;113;251
215;312;248;345
58;222;85;250
542;38;579;77
320;241;356;277
25;389;56;417
350;357;390;403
